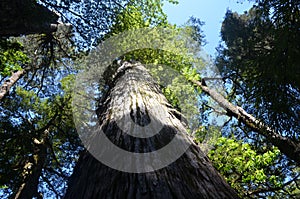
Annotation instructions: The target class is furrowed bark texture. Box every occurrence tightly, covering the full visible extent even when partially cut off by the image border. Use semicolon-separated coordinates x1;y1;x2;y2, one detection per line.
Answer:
192;79;300;165
64;62;239;199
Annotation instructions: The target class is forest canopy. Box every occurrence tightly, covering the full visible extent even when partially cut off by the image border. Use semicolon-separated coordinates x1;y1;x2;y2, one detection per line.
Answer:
0;0;299;198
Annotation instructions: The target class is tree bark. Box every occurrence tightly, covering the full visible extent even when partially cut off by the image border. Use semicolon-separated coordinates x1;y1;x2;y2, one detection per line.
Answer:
65;62;239;199
192;79;300;165
0;69;26;101
14;130;49;199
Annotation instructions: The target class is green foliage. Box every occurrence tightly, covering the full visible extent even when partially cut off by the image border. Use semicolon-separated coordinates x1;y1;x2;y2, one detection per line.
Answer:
130;0;177;26
1;1;189;197
208;137;283;197
0;73;79;196
181;66;201;81
107;5;150;35
0;22;80;197
214;1;300;197
0;39;29;77
217;4;300;135
40;0;178;49
6;0;293;198
158;68;200;130
94;5;206;133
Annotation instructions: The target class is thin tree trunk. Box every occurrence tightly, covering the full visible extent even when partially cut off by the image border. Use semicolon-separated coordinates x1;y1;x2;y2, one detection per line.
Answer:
14;130;49;199
192;79;300;165
0;70;26;101
65;62;239;199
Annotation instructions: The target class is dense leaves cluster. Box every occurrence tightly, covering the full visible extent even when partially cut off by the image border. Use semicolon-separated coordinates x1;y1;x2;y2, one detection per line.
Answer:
217;2;300;136
0;40;28;77
209;137;282;198
214;0;300;197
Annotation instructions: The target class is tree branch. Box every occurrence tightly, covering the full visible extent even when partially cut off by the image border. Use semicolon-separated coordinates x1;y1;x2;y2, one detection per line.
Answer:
192;79;300;165
0;70;26;101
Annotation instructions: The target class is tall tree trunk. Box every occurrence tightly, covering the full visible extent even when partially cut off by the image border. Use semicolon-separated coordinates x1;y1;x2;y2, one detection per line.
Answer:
192;79;300;165
14;130;49;199
65;62;239;199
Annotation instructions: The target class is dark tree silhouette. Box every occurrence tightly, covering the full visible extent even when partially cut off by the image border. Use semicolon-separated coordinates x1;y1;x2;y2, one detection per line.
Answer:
0;0;58;36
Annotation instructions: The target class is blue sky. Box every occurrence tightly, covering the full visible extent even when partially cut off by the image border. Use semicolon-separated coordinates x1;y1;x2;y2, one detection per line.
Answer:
163;0;254;56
